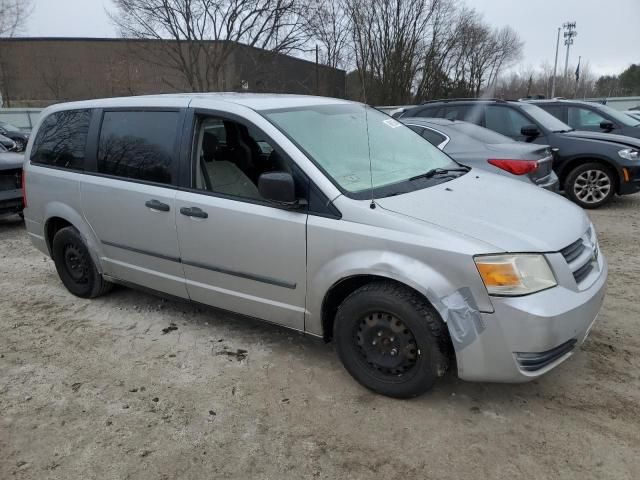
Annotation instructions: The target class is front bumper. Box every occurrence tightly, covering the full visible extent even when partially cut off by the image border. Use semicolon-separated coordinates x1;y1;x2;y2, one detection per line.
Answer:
454;255;608;383
618;165;640;195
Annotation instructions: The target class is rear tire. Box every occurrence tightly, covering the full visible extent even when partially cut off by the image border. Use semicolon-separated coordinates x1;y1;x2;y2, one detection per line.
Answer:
52;226;112;298
565;162;615;209
334;281;450;398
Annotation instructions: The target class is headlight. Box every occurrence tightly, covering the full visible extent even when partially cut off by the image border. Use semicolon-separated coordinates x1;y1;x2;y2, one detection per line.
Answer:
474;254;557;296
618;148;639;160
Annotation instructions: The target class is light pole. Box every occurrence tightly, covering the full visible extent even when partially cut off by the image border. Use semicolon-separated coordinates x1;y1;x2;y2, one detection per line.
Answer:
551;27;560;97
563;22;577;78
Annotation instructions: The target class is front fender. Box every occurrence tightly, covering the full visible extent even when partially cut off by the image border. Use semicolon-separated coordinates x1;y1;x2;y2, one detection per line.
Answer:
306;248;487;337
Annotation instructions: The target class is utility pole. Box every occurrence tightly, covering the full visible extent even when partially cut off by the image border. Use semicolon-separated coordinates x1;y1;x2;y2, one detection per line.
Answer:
563;22;577;78
551;27;561;97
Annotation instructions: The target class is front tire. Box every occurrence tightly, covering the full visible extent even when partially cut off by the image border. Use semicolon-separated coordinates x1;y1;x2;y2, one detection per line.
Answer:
565;163;615;209
334;281;450;398
51;226;112;298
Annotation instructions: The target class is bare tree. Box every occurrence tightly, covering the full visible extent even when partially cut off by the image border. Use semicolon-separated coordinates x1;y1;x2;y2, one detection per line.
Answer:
344;0;439;104
0;0;32;36
109;0;310;92
304;0;350;69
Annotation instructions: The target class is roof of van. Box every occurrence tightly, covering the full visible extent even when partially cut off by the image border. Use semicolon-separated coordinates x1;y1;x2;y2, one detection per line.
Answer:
44;93;353;113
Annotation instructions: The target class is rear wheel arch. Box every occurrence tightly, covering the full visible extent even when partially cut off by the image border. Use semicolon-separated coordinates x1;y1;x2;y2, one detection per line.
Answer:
45;216;73;255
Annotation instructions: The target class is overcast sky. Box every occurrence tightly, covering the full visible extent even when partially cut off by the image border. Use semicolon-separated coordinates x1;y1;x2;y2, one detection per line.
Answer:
25;0;640;76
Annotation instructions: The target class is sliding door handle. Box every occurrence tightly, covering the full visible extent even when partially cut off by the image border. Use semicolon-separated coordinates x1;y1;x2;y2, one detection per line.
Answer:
145;199;170;212
180;206;208;219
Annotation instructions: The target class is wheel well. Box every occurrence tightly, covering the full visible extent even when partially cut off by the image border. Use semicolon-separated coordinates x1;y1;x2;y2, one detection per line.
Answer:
45;217;73;255
559;158;620;193
321;275;446;343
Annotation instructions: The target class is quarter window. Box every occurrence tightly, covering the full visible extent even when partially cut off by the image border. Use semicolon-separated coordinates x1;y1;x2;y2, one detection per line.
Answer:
97;111;179;185
421;128;447;147
30;110;91;170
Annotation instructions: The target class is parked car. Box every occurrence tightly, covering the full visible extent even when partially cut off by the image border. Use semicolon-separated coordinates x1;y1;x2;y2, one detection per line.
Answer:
24;94;607;398
0;133;17;151
625;110;640;122
0;143;24;217
400;99;640;208
527;99;640;139
0;121;30;152
400;117;559;191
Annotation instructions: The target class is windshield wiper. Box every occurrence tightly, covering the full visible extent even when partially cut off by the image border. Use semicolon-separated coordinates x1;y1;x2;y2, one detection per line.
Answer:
409;167;469;181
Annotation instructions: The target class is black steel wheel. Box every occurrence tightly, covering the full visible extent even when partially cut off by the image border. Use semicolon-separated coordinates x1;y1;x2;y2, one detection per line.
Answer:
334;281;450;398
52;226;112;298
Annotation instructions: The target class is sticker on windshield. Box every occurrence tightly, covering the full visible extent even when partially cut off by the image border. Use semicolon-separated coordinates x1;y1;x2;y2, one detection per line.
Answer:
383;118;402;128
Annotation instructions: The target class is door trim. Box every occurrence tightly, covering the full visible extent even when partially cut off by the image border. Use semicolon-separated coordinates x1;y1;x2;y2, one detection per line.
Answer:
101;240;296;289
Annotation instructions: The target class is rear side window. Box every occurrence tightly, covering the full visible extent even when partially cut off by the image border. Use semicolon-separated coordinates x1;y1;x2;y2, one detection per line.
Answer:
30;110;91;170
97;111;179;185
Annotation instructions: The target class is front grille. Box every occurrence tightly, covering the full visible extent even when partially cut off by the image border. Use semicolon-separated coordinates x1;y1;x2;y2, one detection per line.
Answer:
0;168;21;191
515;339;577;372
560;238;586;264
560;229;599;286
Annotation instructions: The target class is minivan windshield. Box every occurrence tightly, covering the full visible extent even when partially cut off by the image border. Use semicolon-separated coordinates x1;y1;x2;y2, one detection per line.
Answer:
262;104;461;198
520;103;574;132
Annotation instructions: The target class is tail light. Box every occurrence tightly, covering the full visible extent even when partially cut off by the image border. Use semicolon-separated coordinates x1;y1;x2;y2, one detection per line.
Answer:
21;169;27;208
488;159;538;176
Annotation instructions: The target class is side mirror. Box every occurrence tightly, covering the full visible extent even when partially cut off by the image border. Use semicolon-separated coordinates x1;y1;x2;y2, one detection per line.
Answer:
521;124;540;138
600;120;614;131
258;171;298;206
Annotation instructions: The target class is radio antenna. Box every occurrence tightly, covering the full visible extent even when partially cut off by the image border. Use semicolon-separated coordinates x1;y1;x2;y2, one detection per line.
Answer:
364;104;375;209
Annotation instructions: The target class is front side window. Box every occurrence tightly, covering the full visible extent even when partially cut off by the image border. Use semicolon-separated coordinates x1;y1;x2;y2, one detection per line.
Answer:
263;104;458;197
192;116;293;201
30;109;91;170
568;107;607;129
97;111;179;184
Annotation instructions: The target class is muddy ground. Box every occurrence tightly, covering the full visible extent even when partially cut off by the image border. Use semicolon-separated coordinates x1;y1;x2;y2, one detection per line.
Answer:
1;195;639;480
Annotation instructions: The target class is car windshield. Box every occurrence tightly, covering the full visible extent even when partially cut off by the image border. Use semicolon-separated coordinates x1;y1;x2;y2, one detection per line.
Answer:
449;122;515;144
0;121;21;132
594;104;640;127
520;103;573;132
262;103;460;197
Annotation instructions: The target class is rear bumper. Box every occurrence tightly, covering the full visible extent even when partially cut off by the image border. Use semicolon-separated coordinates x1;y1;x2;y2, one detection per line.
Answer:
535;171;560;192
455;256;607;383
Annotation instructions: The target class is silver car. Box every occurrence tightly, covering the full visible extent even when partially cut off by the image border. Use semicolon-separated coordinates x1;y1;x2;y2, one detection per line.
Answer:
23;94;607;398
401;117;559;190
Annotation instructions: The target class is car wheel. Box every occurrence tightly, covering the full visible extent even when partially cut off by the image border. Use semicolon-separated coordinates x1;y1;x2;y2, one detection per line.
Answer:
565;162;615;209
334;281;450;398
52;226;112;298
14;138;26;152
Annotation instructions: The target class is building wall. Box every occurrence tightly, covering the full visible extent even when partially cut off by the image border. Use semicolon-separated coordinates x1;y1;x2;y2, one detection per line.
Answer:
0;38;346;107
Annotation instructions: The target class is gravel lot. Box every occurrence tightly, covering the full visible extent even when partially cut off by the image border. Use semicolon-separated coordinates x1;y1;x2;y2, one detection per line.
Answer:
1;195;639;480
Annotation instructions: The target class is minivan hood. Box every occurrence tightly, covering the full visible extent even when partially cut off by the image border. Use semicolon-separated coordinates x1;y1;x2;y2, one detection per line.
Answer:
376;170;588;252
563;130;640;148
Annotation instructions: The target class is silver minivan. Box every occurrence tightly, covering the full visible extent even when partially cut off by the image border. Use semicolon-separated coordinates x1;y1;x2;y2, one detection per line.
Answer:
23;94;607;398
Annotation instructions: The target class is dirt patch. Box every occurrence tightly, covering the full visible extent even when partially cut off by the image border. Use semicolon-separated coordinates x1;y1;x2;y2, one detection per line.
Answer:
1;195;640;479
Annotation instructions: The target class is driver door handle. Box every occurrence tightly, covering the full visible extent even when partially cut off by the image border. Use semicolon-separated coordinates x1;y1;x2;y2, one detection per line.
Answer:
145;199;170;212
180;206;208;219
